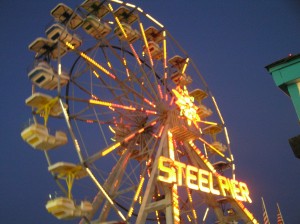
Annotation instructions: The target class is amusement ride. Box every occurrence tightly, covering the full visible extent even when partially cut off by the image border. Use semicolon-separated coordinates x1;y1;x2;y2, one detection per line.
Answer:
21;0;258;223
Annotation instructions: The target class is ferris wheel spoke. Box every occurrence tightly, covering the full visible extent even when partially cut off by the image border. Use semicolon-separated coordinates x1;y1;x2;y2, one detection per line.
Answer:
85;118;158;164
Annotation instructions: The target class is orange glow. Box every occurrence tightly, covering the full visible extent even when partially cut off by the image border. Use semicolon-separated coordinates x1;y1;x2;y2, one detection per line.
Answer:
157;84;163;99
172;87;201;125
143;98;156;108
89;99;136;111
129;43;142;65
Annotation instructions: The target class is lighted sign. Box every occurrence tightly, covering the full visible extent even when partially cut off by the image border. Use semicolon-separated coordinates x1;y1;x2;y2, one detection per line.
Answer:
172;86;200;126
157;156;252;203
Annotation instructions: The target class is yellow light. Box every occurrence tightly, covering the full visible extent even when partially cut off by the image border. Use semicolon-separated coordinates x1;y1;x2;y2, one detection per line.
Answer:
86;168;126;221
101;142;121;156
65;42;75;50
108;3;113;11
157;156;252;202
173;161;186;186
93;70;99;78
224;126;230;145
134;177;145;201
181;57;189;74
125;3;135;7
110;0;123;3
145;13;164;28
140;22;153;66
209;172;220;195
172;87;201;124
212;96;224;124
198;168;210;193
186;165;199;190
109;125;116;133
157;156;176;183
163;31;167;69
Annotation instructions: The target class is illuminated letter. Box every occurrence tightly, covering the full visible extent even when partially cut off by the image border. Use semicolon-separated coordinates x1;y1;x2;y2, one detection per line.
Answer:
218;175;230;197
174;160;186;186
157;156;175;183
239;182;252;203
186;165;199;190
231;179;244;201
209;172;220;195
198;169;210;193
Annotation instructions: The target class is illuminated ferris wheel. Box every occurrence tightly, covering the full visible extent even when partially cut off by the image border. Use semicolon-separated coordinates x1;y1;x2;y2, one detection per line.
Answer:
21;0;258;223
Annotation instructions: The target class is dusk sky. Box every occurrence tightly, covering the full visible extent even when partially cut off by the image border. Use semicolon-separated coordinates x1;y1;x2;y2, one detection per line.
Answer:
1;0;300;223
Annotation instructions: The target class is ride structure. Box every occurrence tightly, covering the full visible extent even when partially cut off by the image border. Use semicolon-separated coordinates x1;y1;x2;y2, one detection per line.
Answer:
266;54;300;159
22;0;258;223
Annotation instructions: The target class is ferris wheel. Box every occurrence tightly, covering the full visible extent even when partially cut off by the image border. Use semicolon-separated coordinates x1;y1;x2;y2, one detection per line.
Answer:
21;0;258;223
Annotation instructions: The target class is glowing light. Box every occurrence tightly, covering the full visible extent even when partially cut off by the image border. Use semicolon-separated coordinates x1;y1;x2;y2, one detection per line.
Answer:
89;99;136;111
157;156;252;203
128;177;145;218
163;31;167;70
109;125;115;133
129;43;142;65
93;71;99;78
125;3;135;7
110;0;123;3
86;168;126;221
172;87;201;125
143;98;156;108
198;136;225;158
224;126;230;144
157;84;163;99
145;13;164;28
181;57;190;74
203;208;209;221
101;142;121;156
140;22;153;66
212;96;224;124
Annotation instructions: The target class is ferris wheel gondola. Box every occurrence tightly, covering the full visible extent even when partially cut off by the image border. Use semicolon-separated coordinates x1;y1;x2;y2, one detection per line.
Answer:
22;1;258;223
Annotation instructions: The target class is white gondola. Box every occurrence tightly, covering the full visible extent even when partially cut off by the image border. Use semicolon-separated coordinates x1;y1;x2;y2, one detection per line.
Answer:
28;37;67;59
196;104;213;119
46;197;93;219
114;6;137;24
46;197;76;219
212;161;231;172
81;0;109;18
46;23;82;50
210;141;227;152
25;92;67;117
143;41;163;60
189;88;208;103
82;15;111;39
51;3;83;30
79;201;93;213
202;124;223;136
168;55;186;70
21;123;67;150
48;162;88;180
171;71;192;86
28;61;69;90
145;26;163;43
114;22;140;43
